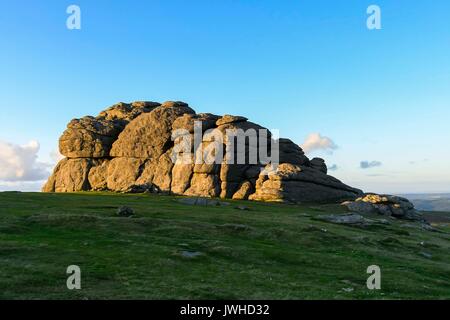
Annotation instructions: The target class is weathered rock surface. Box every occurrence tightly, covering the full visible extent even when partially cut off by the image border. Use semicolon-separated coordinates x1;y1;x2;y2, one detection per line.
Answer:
98;101;160;125
88;159;109;191
110;102;195;158
278;139;310;166
42;158;92;192
172;113;220;133
59;102;159;158
342;193;424;221
44;100;364;204
107;157;145;192
310;158;327;174
232;181;254;200
59;117;122;158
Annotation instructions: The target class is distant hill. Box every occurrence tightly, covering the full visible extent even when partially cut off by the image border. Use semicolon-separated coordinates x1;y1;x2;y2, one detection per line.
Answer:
400;193;450;212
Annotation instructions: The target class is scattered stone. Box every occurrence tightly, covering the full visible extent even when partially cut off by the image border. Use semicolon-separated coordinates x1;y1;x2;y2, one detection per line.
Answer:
419;252;433;259
126;183;161;194
316;213;371;226
376;219;390;225
297;213;311;218
180;251;203;258
117;206;134;217
217;224;252;231
178;243;190;247
235;206;250;211
418;241;440;249
177;197;230;207
379;237;402;245
421;223;439;232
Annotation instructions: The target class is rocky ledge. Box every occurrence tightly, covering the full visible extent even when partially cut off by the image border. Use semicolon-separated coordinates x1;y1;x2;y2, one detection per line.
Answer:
43;100;364;203
342;194;425;222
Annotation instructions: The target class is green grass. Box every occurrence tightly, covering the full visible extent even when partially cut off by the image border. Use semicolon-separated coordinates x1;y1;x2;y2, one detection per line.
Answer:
0;192;449;300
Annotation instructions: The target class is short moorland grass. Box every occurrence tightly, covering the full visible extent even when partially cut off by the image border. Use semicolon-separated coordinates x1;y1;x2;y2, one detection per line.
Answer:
0;192;449;300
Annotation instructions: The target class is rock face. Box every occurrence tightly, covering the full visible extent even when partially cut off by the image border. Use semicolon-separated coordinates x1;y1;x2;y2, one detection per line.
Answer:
43;100;363;203
342;194;424;221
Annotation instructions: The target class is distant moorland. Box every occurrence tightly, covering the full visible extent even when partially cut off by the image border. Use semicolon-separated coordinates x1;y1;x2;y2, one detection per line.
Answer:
400;194;450;212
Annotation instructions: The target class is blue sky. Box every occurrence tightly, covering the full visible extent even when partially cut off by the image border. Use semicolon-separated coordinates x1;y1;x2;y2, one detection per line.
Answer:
0;0;449;193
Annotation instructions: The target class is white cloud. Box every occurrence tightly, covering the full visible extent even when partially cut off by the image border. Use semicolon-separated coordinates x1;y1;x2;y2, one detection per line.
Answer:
360;160;382;169
0;181;45;192
301;133;338;154
0;140;51;182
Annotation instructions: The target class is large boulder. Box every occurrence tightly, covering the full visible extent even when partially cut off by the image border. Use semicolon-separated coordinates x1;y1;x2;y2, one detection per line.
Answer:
59;101;159;158
97;101;160;126
310;157;327;174
172;113;220;133
42;158;92;192
249;163;362;203
59;117;122;158
110;102;195;158
342;194;424;221
184;173;221;198
232;181;254;200
107;157;145;192
88;159;110;191
278;139;309;165
135;150;174;192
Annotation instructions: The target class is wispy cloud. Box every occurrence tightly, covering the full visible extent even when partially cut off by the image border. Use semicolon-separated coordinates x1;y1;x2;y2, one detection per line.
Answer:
301;133;337;154
360;160;382;169
409;159;429;165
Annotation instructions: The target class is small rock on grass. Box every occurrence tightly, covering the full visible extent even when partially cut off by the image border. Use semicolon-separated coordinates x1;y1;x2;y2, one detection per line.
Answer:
217;223;253;231
178;197;231;207
419;252;433;259
117;206;134;217
316;213;370;225
180;251;203;258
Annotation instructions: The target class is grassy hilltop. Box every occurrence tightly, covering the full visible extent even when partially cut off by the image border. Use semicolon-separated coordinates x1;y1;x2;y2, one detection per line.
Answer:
0;192;449;300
